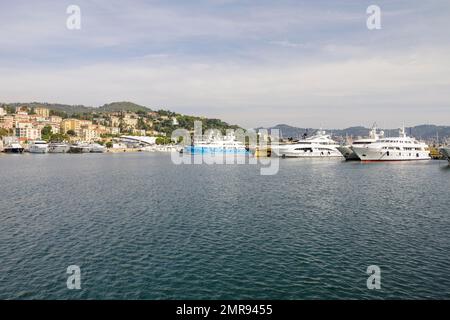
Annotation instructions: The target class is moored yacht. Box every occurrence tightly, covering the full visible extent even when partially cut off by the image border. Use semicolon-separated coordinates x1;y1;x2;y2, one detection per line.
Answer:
89;143;106;153
184;133;249;155
70;143;91;153
28;140;49;154
337;126;384;161
273;130;342;158
440;146;450;163
4;142;24;154
48;142;71;153
352;127;431;161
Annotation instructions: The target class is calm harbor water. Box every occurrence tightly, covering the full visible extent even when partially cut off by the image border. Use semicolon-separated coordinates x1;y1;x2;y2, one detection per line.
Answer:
0;153;449;299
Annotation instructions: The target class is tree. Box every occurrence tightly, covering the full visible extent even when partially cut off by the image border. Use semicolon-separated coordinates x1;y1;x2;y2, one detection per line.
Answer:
48;133;69;142
0;128;9;137
50;110;68;118
41;125;53;141
67;130;76;136
137;118;150;131
156;136;172;145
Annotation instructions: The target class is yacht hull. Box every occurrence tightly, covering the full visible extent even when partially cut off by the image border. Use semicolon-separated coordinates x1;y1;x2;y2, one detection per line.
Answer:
70;146;91;153
29;146;48;154
4;148;24;154
352;147;431;162
440;147;450;163
48;145;71;153
337;146;360;161
184;146;249;155
273;147;342;158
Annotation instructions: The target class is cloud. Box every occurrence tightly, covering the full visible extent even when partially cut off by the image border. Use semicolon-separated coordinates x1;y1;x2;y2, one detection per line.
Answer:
0;0;449;128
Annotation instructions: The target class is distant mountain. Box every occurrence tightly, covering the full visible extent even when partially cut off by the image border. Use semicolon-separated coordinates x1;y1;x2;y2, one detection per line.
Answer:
257;124;450;141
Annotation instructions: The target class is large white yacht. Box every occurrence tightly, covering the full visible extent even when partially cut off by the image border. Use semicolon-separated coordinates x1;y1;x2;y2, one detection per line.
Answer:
48;142;71;153
273;130;342;158
89;143;106;153
184;133;249;155
69;143;92;153
440;146;450;163
352;127;431;162
337;126;384;161
28;140;49;154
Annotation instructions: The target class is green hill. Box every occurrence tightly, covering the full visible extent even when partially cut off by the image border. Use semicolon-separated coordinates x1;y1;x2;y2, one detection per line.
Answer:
98;102;151;113
1;101;151;115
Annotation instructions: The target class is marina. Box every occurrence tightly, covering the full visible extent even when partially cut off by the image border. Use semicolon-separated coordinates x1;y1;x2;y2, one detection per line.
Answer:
2;0;450;305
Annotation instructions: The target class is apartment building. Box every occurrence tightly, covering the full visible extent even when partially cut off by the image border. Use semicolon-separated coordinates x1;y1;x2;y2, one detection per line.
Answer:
15;122;41;141
35;107;50;118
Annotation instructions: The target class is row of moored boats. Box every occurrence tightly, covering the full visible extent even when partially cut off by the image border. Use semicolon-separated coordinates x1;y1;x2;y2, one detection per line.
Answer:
274;126;449;162
183;126;450;163
3;141;106;154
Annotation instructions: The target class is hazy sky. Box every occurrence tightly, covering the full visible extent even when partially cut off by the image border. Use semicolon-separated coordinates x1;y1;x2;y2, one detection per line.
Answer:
1;0;449;128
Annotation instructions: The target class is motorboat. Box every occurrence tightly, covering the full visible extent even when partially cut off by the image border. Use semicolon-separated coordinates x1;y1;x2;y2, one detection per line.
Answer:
89;143;106;153
4;142;24;154
352;127;431;161
48;142;71;153
273;130;342;158
28;140;49;154
70;143;91;153
184;133;249;155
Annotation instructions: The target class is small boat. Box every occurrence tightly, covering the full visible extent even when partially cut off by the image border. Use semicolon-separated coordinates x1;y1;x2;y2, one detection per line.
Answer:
89;143;106;153
29;140;49;154
70;143;91;153
4;143;24;154
48;142;71;153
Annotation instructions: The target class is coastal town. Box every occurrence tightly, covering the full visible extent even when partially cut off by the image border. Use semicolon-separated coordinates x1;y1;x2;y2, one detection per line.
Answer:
0;101;240;153
0;103;181;152
0;102;449;162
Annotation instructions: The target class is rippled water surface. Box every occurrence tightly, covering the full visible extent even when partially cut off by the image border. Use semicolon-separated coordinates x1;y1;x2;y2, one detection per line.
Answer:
0;153;449;299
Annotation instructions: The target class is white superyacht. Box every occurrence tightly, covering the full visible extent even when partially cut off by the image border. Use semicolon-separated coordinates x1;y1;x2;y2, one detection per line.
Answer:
48;142;71;153
337;126;384;161
273;130;342;158
352;127;431;162
28;140;49;154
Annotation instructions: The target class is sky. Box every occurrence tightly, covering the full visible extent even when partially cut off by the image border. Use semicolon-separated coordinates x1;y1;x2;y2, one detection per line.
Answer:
0;0;449;129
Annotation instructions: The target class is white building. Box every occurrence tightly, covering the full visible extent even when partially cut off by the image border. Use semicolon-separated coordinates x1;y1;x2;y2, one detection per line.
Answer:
0;107;6;116
80;128;99;142
15;122;41;141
